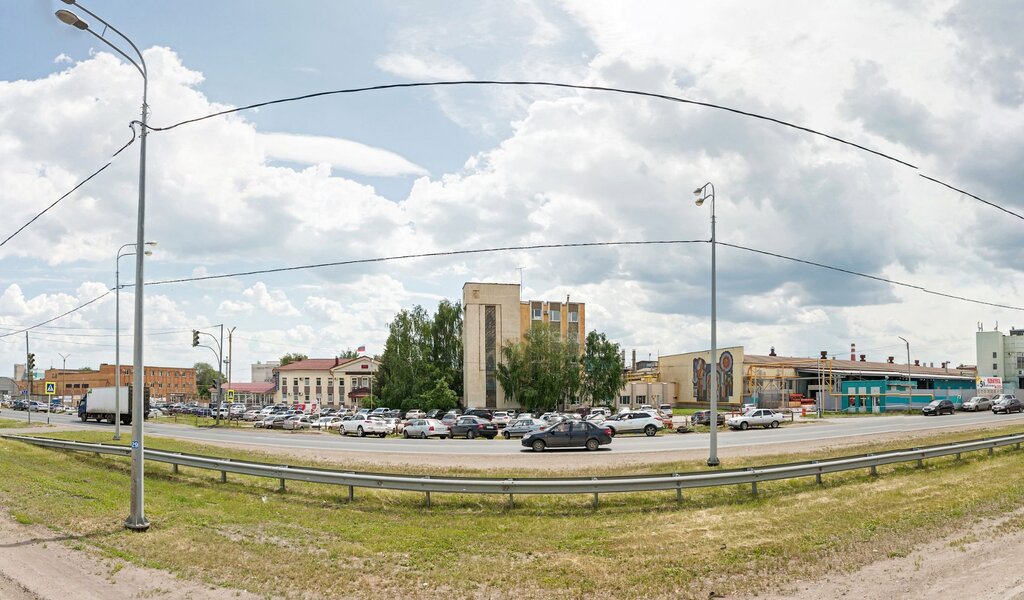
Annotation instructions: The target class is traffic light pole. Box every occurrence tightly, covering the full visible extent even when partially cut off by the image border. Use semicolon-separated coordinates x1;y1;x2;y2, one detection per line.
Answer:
25;333;32;426
192;327;224;423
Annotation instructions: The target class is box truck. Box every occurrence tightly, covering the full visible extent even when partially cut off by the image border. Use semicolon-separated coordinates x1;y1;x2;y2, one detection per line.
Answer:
77;386;150;425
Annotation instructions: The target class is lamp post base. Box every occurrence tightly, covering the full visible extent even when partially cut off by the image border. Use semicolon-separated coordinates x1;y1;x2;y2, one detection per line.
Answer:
706;457;721;467
124;516;150;531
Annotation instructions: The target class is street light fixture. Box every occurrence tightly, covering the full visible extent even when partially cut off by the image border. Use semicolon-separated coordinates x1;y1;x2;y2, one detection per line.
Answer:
57;0;151;532
694;181;720;467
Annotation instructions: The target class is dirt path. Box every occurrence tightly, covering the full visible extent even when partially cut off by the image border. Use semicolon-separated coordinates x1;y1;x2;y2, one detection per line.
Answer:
0;509;257;600
755;511;1024;600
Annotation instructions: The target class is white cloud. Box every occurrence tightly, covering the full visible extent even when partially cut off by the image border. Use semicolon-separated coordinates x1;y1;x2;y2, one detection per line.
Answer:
375;52;473;80
258;132;428;177
53;53;72;64
242;282;300;318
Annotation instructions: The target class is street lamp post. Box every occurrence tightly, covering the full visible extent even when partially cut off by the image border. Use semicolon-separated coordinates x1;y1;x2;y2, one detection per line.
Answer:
694;182;720;467
898;336;912;411
116;242;154;440
57;0;151;531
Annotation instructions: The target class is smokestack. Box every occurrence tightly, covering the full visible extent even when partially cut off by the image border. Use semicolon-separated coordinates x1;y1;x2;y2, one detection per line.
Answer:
631;349;636;371
769;346;777;357
887;356;895;364
850;343;856;362
859;354;866;362
820;350;828;359
334;356;339;367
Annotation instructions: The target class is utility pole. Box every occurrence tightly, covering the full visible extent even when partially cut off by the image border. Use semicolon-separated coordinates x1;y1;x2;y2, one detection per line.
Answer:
59;352;71;410
898;336;912;411
25;332;31;426
227;326;236;405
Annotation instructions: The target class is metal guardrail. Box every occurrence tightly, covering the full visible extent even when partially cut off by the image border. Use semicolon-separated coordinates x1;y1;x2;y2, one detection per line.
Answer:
4;432;1023;507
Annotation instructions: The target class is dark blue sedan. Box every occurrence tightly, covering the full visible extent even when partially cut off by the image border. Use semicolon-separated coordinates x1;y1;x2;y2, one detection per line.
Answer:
522;420;612;452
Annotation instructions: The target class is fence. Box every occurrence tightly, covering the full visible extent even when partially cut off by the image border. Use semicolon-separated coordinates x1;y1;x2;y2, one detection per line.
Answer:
4;432;1023;507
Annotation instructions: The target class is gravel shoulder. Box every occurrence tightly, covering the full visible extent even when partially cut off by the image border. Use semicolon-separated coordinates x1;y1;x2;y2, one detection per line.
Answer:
0;508;257;600
755;509;1024;600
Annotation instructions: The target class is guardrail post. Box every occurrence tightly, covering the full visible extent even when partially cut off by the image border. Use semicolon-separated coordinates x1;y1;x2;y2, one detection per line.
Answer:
278;478;285;492
673;474;682;504
915;450;923;469
508;493;514;509
172;463;179;474
592;478;599;508
870;465;878;477
955;452;961;461
348;485;355;502
424;475;431;508
988;447;994;457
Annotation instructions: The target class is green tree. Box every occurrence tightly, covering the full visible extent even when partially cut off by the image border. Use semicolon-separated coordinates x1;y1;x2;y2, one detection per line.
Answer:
279;353;308;367
419;378;458;412
375;301;463;411
580;331;626;407
193;361;219;399
338;348;360;359
496;326;581;412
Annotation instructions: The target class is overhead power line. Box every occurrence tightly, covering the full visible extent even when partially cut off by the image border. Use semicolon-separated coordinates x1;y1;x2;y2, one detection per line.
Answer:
5;237;1022;339
147;79;1023;221
0;129;137;249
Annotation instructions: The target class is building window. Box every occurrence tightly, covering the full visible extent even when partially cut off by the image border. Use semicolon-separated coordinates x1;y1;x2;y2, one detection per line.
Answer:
281;377;287;387
549;309;560;322
635;395;646;404
304;377;310;385
568;311;579;323
315;377;321;386
620;396;630;405
532;307;542;320
994;363;998;370
993;352;998;359
1018;356;1024;369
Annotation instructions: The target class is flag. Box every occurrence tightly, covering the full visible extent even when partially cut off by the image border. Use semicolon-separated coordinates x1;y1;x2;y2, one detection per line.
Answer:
357;345;366;353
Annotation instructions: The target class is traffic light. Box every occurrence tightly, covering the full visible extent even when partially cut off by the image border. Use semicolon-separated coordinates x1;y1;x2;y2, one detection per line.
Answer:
26;353;35;373
192;330;199;347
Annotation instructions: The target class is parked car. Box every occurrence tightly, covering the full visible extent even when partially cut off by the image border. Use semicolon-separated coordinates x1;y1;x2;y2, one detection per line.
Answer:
961;396;994;412
502;417;547;439
491;411;511;428
726;409;783;430
922;399;955;416
313;416;342;430
691;410;726;427
425;409;444;419
992;394;1019;406
992;397;1024;414
379;417;404;435
404;409;426;420
254;415;275;428
242;409;262;421
604;412;664;436
441;412;460;427
450;416;498;439
522;420;613;452
464;408;494;421
341;415;390;437
403;418;450;439
283;415;312;430
369;407;391;416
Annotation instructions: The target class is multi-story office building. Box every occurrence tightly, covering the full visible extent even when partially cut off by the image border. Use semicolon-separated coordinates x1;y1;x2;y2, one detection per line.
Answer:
462;282;585;409
251;360;280;383
977;328;1024;390
273;356;379;408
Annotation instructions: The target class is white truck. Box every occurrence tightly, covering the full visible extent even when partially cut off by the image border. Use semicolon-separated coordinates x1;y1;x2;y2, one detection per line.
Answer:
77;386;149;425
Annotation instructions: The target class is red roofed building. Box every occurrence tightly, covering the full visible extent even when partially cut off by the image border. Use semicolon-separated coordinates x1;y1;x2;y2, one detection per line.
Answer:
273;356;379;408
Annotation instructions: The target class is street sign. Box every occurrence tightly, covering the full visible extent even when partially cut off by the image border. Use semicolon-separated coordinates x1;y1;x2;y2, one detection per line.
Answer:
44;382;56;395
130;440;140;449
227;389;235;402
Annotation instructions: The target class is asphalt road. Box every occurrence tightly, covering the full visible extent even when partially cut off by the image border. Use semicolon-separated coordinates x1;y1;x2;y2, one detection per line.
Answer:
5;409;1024;455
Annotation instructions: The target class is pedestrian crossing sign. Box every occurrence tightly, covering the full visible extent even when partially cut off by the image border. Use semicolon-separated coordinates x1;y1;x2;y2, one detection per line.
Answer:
45;382;56;395
227;389;235;402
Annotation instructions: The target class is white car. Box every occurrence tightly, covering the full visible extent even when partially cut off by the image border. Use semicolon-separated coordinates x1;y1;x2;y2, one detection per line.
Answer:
379;417;404;435
341;415;390;438
491;411;511;428
313;416;342;430
254;415;277;428
604;411;664;436
404;409;427;420
727;409;783;430
403;418;449;439
242;409;262;421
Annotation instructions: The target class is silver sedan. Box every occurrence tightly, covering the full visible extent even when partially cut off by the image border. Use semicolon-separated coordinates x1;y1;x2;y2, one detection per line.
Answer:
403;418;450;439
501;418;547;439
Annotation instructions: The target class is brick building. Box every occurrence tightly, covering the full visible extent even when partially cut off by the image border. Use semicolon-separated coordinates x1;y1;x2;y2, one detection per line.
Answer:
34;364;197;401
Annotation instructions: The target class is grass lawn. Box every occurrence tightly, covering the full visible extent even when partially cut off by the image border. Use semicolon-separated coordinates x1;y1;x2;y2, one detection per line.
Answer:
0;417;47;429
1;426;1023;599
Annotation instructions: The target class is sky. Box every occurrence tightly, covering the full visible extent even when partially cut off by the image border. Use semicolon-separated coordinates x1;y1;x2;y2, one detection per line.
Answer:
1;0;1022;381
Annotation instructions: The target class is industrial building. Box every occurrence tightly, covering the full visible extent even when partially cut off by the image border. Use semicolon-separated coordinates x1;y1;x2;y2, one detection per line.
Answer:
976;327;1024;391
628;347;977;413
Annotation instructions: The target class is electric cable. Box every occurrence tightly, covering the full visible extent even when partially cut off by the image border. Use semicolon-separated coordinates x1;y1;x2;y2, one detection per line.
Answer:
146;79;1023;221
